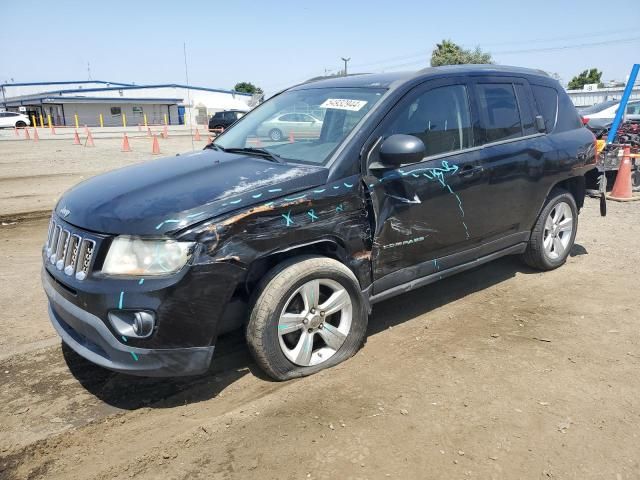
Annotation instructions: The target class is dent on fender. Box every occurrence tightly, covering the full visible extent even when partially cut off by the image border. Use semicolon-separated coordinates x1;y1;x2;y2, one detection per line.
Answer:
180;175;374;289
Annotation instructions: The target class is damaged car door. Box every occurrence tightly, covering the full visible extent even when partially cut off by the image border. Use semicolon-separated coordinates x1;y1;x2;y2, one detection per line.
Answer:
364;79;488;291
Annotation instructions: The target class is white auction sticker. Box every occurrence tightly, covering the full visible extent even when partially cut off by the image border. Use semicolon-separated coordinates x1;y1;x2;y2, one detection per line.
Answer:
320;98;368;111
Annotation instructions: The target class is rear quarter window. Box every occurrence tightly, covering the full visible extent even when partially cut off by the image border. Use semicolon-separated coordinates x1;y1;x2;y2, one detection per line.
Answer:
556;90;583;132
531;85;558;132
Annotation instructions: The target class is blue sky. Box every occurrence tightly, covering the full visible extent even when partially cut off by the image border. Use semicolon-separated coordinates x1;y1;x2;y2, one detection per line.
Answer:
1;0;638;95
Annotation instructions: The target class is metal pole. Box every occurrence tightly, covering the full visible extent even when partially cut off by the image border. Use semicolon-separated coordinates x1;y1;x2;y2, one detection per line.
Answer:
341;57;351;76
606;63;639;145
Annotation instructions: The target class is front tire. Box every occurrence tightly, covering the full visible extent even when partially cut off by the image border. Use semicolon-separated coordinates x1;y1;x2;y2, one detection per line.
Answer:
522;188;578;271
246;255;367;381
15;121;26;128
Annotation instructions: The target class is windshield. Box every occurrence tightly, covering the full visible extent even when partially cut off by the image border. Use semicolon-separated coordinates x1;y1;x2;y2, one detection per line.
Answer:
214;87;386;165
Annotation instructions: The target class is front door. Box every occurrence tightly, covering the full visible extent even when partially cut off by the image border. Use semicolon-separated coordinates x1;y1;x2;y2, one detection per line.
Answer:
363;79;489;291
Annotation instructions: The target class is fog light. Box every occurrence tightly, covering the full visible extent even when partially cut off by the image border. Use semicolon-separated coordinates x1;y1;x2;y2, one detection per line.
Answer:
133;312;155;337
108;310;156;339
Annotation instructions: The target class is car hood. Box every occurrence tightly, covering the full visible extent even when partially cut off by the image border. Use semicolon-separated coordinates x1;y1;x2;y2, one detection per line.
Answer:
55;149;328;235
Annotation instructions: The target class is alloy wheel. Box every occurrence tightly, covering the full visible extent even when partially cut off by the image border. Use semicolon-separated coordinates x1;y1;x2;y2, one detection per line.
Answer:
543;201;574;260
277;278;352;367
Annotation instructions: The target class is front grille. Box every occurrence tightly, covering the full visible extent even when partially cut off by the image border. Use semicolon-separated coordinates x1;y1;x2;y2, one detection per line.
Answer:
45;217;96;281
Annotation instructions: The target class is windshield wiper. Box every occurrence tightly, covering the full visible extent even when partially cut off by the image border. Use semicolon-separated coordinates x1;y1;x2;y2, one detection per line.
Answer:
224;147;284;163
205;142;225;151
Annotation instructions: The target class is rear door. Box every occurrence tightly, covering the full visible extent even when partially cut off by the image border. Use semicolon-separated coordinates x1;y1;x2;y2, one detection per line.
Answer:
467;76;545;244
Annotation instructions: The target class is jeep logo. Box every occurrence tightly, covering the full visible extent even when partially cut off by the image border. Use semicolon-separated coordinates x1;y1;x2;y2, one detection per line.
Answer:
59;206;71;218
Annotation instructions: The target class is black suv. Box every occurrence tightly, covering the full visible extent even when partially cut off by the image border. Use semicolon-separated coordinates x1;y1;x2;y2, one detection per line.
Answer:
42;65;596;380
208;109;245;132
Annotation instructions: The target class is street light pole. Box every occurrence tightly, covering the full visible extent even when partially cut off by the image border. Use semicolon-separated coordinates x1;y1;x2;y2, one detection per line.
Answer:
341;57;351;76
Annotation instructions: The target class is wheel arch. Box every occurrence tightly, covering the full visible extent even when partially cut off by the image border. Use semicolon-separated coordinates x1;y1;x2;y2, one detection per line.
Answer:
546;175;586;211
244;239;353;295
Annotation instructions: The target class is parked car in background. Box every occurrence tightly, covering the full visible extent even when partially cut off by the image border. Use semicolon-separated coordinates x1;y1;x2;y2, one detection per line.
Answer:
256;112;323;141
581;99;640;130
0;111;31;128
42;65;596;381
208;110;246;132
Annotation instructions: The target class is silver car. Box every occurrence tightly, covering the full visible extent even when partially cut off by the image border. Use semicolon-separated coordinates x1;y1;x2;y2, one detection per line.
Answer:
256;113;322;141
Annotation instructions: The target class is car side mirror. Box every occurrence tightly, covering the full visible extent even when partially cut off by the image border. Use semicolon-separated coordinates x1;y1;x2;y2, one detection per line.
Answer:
374;134;426;168
535;115;546;133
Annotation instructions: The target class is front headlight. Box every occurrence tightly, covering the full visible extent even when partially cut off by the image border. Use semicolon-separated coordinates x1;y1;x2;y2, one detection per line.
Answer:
102;236;195;276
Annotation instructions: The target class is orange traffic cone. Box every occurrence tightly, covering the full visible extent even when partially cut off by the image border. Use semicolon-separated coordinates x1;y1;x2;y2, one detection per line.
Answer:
84;125;89;136
73;129;81;145
121;133;132;152
85;129;95;147
147;127;152;137
33;128;39;142
50;124;56;135
194;128;201;141
162;125;168;139
255;137;263;147
24;128;30;140
14;126;19;137
151;134;161;154
207;135;213;144
288;131;295;143
609;145;633;200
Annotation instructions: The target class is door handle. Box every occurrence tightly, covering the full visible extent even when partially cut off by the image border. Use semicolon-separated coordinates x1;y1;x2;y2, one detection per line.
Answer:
458;165;483;177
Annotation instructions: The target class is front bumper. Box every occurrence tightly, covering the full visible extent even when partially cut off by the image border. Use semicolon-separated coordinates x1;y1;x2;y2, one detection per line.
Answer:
43;269;215;377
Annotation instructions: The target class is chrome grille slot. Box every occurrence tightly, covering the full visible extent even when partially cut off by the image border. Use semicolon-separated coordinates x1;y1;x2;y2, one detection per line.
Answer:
56;230;70;270
75;239;96;281
49;225;62;263
44;217;97;281
64;235;81;275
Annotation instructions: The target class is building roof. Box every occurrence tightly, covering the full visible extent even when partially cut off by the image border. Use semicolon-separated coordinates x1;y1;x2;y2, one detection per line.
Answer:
4;95;183;107
1;80;134;88
2;82;253;100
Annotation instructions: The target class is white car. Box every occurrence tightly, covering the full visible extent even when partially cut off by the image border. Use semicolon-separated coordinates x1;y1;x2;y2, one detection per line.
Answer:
0;111;31;128
580;100;640;129
256;113;323;141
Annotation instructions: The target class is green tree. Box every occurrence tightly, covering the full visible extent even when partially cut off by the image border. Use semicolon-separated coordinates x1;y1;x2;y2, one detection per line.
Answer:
234;82;263;94
567;69;603;90
430;40;493;67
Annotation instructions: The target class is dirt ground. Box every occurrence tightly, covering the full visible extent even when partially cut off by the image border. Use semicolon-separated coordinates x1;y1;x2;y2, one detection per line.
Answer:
0;137;639;479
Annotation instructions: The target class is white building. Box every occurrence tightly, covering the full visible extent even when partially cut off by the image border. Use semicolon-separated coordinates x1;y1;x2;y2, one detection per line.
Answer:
0;80;256;127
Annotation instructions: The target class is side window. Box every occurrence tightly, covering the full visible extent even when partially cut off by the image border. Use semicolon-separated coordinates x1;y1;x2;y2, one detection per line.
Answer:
110;107;122;116
556;89;582;132
531;85;558;132
626;102;640;115
514;84;536;135
279;114;295;122
386;84;473;157
475;83;522;143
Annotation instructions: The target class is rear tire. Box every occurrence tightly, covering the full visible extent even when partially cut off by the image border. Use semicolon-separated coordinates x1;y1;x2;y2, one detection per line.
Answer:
246;255;367;381
522;188;578;271
269;128;283;142
15;121;26;128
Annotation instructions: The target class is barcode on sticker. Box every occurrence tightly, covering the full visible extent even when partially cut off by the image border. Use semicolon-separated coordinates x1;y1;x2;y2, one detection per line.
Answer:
320;99;368;111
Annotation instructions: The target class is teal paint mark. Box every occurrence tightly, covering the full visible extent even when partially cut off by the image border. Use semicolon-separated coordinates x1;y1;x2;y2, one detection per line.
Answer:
229;199;242;204
313;188;326;193
335;203;344;212
222;203;228;206
155;219;180;230
121;335;128;342
343;182;354;188
433;259;440;271
282;210;294;226
369;183;375;188
307;209;318;222
118;291;124;309
332;185;340;190
186;212;205;219
268;188;282;193
130;352;139;361
138;278;145;285
252;193;263;199
264;201;275;207
283;194;307;201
